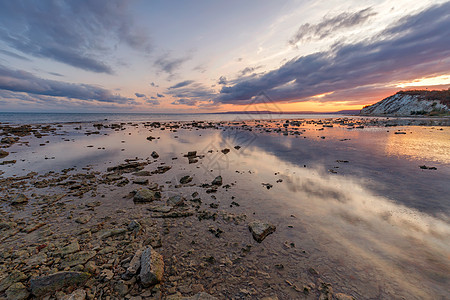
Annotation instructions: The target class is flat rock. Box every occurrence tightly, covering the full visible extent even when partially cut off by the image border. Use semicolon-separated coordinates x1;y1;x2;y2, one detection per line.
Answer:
147;205;172;213
133;188;161;202
61;289;87;300
30;272;91;297
0;270;27;292
182;292;218;300
5;282;29;300
248;220;276;242
139;247;164;287
56;240;80;256
60;251;96;268
75;215;92;224
97;228;127;239
133;178;149;185
133;170;152;176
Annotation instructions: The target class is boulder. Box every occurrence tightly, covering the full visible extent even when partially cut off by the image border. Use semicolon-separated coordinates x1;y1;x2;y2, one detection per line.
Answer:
151;151;159;158
248;220;276;242
139;247;164;287
30;272;90;297
0;150;9;158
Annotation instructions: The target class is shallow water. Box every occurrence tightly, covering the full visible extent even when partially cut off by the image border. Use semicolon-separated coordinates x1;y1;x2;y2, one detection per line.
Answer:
1;119;449;299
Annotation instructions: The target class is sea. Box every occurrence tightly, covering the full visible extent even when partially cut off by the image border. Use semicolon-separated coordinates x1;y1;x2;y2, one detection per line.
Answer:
0;112;346;125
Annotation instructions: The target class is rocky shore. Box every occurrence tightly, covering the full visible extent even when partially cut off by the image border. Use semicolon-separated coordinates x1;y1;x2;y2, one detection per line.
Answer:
0;117;448;299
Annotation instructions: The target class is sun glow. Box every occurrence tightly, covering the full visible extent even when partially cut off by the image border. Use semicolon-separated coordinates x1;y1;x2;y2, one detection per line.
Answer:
395;75;450;88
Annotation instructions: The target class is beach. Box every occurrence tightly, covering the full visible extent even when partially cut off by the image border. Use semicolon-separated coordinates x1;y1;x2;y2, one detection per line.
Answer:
1;116;449;299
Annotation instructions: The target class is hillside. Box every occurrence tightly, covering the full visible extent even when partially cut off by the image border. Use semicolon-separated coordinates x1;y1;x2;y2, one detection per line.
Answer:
360;89;450;116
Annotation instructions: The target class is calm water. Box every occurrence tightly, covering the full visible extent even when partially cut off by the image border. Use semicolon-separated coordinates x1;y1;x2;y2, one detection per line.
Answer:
0;112;345;124
1;117;449;298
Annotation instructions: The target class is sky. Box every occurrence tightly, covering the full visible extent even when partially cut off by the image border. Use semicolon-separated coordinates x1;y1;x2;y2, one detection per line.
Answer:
0;0;449;113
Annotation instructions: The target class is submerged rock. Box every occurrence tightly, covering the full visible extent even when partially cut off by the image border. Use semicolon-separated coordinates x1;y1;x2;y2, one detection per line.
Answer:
248;220;276;242
211;176;222;186
139;247;164;287
180;175;193;184
133;188;161;202
30;272;90;297
0;150;9;158
11;194;28;205
167;195;185;207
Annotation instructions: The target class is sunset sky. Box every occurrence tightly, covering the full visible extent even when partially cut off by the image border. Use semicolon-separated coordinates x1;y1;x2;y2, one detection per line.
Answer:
0;0;449;113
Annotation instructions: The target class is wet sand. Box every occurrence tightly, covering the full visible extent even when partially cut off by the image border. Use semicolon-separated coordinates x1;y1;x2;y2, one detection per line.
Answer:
0;117;449;299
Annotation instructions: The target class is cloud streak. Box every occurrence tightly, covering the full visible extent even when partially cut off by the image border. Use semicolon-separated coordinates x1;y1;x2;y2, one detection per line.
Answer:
289;7;377;45
0;65;131;103
216;2;450;105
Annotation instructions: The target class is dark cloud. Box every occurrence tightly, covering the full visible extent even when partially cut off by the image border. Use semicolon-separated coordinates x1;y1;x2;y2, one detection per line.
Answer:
240;65;263;76
218;76;227;85
216;3;450;105
171;98;197;106
157;93;164;98
0;0;151;74
135;92;145;98
0;65;131;103
169;80;194;89
146;98;160;105
289;8;377;45
154;54;191;75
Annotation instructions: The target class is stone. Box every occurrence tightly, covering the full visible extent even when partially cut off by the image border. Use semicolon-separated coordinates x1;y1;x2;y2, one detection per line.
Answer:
151;151;159;158
335;293;355;300
61;289;87;300
179;175;193;184
100;269;114;281
5;282;29;300
139;247;164;287
182;292;218;300
30;272;91;297
0;270;27;292
98;228;127;239
248;220;276;242
128;220;141;231
133;189;161;202
133;170;152;176
147;205;172;213
211;176;222;186
60;251;96;268
0;150;9;158
127;248;144;276
11;194;28;205
221;148;230;154
167;195;185;207
75;215;92;224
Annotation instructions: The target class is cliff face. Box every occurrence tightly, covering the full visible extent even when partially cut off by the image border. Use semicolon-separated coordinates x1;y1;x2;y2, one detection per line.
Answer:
360;90;450;116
